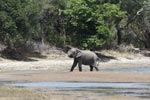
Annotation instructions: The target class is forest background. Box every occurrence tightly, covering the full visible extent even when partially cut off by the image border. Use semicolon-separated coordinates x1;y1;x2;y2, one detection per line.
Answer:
0;0;150;55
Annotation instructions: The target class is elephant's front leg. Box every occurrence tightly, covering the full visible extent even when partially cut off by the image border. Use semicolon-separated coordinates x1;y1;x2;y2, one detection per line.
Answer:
70;59;78;72
78;64;82;72
78;59;82;72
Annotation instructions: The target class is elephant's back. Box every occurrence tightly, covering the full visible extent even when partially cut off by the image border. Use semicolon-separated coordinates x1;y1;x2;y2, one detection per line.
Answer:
81;50;98;65
81;50;97;57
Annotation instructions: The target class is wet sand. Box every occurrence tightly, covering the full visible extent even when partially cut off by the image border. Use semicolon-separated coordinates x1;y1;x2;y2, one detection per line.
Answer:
0;67;150;100
0;70;150;82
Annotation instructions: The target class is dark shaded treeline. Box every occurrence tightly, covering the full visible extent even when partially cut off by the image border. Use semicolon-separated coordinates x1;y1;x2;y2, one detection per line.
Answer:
0;0;150;54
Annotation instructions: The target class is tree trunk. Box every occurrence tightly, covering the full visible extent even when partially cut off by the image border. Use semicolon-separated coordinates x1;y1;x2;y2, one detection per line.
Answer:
56;9;66;45
143;29;150;49
40;21;45;46
143;5;150;49
115;18;123;46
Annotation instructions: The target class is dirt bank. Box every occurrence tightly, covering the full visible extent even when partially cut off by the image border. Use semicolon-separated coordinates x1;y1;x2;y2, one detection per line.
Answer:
0;51;150;100
1;70;150;83
0;52;149;71
0;54;149;82
0;50;150;81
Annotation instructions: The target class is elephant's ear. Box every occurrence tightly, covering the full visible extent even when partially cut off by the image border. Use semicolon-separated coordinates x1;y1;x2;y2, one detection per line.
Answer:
76;49;82;58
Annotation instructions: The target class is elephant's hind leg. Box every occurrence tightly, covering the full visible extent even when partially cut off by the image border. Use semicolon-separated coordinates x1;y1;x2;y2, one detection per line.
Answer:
90;65;94;71
94;66;99;71
91;65;99;71
78;66;82;72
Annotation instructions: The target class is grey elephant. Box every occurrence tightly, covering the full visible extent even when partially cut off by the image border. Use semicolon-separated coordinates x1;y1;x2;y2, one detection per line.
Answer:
68;48;100;72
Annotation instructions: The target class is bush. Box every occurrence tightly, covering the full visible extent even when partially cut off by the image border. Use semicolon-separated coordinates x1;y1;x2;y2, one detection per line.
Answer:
81;36;103;50
47;33;65;47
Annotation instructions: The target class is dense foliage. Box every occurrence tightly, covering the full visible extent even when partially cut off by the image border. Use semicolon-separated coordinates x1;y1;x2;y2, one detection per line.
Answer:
63;0;126;49
0;0;150;50
0;0;41;49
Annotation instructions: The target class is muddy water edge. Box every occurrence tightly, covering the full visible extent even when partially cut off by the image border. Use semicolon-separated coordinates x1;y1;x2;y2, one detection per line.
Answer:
4;82;150;98
0;69;150;100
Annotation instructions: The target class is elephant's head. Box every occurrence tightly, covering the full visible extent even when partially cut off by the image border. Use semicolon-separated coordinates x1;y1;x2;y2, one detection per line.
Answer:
67;48;81;58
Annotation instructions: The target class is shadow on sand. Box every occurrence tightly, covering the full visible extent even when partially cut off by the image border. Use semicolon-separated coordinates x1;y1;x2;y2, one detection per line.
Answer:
0;48;47;61
144;52;150;57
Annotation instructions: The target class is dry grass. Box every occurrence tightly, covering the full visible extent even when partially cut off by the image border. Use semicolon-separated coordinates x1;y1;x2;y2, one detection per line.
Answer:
0;86;146;100
98;96;145;100
0;85;148;100
0;86;50;100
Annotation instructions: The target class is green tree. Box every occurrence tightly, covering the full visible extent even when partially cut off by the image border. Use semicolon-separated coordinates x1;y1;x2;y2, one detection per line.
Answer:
0;0;41;49
64;0;126;49
120;0;150;49
40;0;68;46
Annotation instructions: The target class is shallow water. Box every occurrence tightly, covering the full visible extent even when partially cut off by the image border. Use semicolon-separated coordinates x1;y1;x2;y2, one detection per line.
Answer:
100;67;150;73
5;82;150;98
5;82;150;88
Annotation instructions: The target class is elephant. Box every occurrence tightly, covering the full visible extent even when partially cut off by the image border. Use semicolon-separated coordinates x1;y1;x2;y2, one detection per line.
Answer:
67;48;100;72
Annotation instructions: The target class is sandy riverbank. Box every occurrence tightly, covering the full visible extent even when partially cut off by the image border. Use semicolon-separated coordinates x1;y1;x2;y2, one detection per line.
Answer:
0;52;150;82
0;51;150;100
0;52;149;71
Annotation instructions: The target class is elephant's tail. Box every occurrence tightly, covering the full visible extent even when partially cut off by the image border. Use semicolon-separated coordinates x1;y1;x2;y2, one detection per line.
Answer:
97;58;101;66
